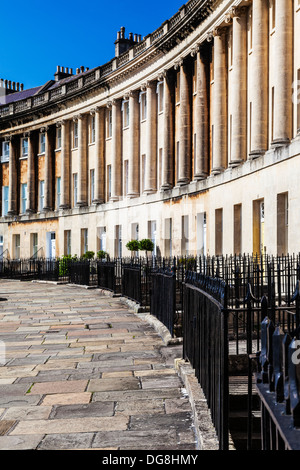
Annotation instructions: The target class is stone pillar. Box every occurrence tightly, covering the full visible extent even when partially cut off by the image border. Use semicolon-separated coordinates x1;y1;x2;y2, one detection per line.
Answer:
43;126;54;210
26;131;36;213
59;120;71;209
110;99;122;200
249;0;269;158
77;114;88;206
230;7;247;165
272;0;293;146
127;90;140;197
211;28;227;174
161;71;174;190
8;136;17;215
144;81;157;193
177;59;191;185
193;47;209;179
93;107;105;204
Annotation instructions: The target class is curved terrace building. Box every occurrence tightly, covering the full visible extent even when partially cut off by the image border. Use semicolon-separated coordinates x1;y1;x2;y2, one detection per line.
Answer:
0;0;299;259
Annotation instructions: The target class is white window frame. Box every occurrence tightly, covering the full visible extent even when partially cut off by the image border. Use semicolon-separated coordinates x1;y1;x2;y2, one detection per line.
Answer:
56;177;61;208
139;91;147;121
74;122;78;148
122;100;130;129
2;186;9;216
90;116;95;143
40;133;45;154
22;137;28;157
39;180;45;211
157;81;164;113
21;183;27;214
56;127;62;150
73;173;78;206
1;141;10;162
90;169;95;203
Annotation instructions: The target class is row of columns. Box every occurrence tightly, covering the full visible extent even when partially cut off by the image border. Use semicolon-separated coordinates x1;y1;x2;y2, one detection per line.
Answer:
2;0;294;216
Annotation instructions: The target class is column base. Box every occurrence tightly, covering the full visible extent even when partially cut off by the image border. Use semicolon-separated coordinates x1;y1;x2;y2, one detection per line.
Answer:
143;188;156;195
271;138;290;148
248;149;266;160
92;199;104;205
229;160;243;168
160;184;172;191
211;167;225;175
76;202;88;208
7;210;17;217
26;209;35;214
109;196;120;202
193;173;208;181
176;178;190;186
42;206;52;212
59;204;71;210
126;192;139;199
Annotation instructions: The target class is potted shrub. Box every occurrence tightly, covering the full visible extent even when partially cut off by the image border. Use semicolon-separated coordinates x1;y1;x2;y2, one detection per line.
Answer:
126;240;140;254
138;239;154;258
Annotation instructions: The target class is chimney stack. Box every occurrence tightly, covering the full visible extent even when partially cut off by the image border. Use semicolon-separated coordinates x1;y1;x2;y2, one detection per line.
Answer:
54;66;74;82
114;26;142;57
0;78;24;95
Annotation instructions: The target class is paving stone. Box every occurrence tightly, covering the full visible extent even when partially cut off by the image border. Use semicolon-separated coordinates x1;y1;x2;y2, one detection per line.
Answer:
87;377;140;392
0;435;44;450
50;401;115;419
129;412;193;433
37;432;95;450
29;379;88;395
2;406;52;421
0;384;31;396
41;392;92;406
92;388;182;402
10;416;129;435
92;429;179;449
0;420;16;435
115;399;165;416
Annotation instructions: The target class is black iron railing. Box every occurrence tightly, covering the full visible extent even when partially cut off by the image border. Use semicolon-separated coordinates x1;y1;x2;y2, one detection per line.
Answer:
182;276;229;450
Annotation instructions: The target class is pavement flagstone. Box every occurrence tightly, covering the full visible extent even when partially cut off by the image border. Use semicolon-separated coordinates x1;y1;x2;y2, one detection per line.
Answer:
0;279;198;450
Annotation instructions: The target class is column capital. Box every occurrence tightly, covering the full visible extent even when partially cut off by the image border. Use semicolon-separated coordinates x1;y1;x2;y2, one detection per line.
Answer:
225;5;247;23
190;44;200;57
128;90;139;99
174;59;184;70
40;126;49;133
72;113;84;122
157;69;168;81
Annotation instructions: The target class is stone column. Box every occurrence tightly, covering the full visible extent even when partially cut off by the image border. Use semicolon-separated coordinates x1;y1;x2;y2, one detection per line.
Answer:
230;7;247;165
249;0;269;158
211;28;227;174
8;136;17;215
26;131;36;213
59;120;70;209
127;90;140;197
76;114;88;206
93;107;105;204
176;59;191;185
43;126;54;210
161;71;174;190
110;99;122;200
272;0;293;146
193;47;209;179
144;81;157;193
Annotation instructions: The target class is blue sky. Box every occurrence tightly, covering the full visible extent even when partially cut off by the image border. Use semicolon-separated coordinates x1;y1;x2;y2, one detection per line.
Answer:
0;0;185;90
